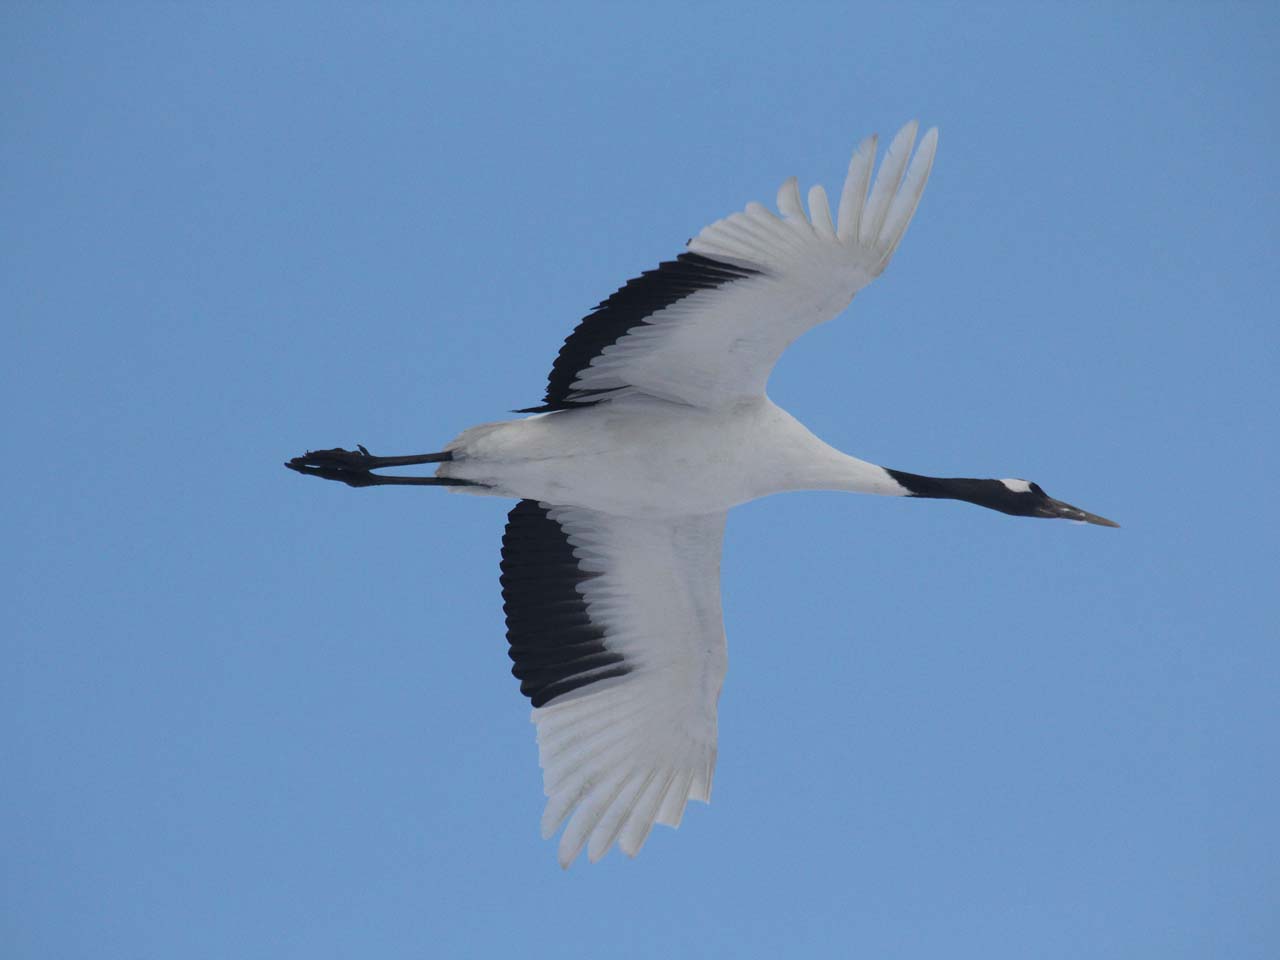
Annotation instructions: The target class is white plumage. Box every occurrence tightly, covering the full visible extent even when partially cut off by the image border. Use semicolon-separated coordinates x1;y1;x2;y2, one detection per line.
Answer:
288;120;1116;867
440;123;936;865
554;123;937;410
531;508;726;864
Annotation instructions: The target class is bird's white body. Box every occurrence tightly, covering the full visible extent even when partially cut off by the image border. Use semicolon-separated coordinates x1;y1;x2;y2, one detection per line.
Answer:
290;120;1113;866
293;121;1119;868
423;122;942;867
440;396;904;517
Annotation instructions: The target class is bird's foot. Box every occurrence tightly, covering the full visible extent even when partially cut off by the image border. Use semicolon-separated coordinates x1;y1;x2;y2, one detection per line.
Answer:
285;446;383;487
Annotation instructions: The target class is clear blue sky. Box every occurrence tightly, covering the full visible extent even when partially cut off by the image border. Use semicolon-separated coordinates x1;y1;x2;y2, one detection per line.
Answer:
5;4;1278;958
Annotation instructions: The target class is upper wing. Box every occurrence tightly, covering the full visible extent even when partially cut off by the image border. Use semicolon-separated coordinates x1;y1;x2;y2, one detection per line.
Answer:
523;121;938;412
500;500;728;867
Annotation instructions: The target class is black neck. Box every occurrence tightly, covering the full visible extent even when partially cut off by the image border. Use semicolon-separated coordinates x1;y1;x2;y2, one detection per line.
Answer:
885;469;1030;517
886;469;978;500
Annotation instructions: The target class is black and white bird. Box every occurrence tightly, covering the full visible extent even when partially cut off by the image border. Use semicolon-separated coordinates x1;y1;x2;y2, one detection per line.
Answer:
287;121;1117;867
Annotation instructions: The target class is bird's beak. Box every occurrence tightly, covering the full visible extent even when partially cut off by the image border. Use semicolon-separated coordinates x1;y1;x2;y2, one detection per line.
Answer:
1039;497;1120;527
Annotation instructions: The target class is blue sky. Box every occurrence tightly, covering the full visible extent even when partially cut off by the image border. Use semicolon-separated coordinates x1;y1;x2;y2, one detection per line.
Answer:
5;3;1278;958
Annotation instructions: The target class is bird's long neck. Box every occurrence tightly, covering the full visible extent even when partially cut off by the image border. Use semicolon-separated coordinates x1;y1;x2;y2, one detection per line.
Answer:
880;468;1002;506
789;445;1001;509
771;412;1007;508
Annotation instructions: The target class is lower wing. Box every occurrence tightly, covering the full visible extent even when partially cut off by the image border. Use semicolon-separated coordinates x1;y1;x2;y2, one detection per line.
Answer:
500;500;729;866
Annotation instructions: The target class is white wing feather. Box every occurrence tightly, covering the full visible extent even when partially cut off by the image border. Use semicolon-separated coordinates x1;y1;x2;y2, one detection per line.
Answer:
512;124;939;866
568;122;938;410
532;507;728;867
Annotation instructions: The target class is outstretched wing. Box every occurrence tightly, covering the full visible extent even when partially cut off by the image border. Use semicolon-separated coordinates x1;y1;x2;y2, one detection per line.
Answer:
500;500;728;867
523;121;938;412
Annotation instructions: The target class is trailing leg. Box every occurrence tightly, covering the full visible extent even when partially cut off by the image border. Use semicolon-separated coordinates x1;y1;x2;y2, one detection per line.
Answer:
285;445;477;488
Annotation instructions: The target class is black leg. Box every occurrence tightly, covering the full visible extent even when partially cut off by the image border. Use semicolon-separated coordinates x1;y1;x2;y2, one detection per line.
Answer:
284;446;477;488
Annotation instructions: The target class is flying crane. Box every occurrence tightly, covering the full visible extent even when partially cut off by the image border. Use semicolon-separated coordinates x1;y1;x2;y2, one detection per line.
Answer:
287;121;1117;867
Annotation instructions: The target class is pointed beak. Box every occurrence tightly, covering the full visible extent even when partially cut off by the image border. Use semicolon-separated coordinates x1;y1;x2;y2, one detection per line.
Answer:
1039;497;1120;528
